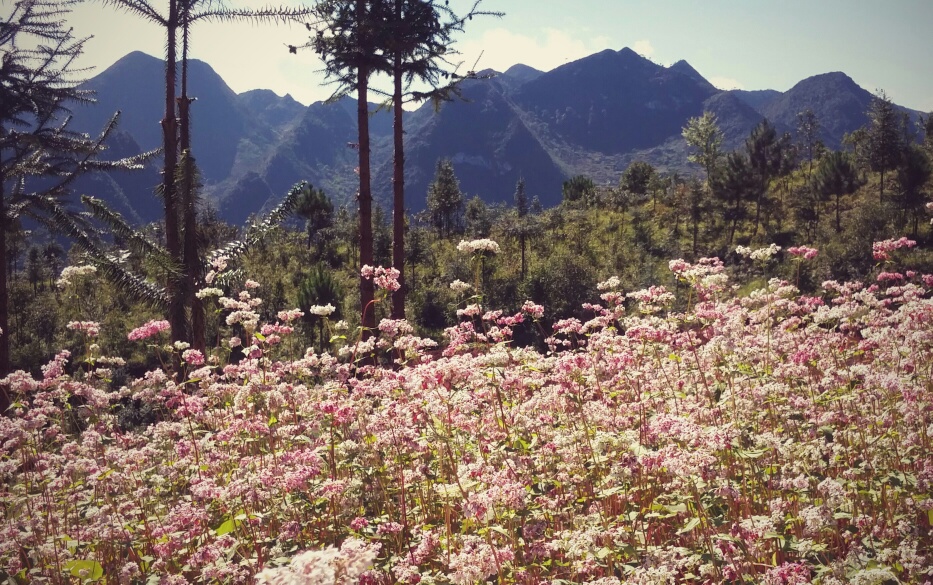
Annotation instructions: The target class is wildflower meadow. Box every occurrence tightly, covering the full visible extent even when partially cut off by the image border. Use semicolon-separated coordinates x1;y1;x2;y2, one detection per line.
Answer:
1;240;932;584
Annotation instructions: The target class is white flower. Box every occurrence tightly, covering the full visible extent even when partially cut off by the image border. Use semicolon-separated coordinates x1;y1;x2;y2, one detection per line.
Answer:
308;304;336;317
450;279;472;293
56;265;97;288
195;287;223;299
457;238;500;254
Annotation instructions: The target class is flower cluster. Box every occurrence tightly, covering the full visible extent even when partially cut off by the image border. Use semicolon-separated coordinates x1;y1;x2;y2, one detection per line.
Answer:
195;287;224;299
127;319;170;341
736;243;781;261
277;308;305;322
307;304;336;317
787;245;819;259
66;320;100;337
872;237;916;260
361;265;401;291
456;238;500;254
56;264;97;288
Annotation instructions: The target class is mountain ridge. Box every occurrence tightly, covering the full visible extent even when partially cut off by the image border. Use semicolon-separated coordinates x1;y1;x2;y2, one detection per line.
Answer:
70;49;926;224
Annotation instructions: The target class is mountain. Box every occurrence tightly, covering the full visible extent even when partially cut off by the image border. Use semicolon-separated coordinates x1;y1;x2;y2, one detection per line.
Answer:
236;89;306;134
730;89;782;111
668;60;718;94
67;49;925;223
373;74;568;207
513;48;716;156
759;72;874;147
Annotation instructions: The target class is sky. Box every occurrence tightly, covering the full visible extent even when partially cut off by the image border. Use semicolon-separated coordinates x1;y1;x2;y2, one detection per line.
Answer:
63;0;933;112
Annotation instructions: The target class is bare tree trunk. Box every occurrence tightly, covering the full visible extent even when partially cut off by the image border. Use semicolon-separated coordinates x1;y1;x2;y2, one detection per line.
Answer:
391;29;406;320
163;0;184;347
356;4;375;339
179;8;204;352
0;169;9;393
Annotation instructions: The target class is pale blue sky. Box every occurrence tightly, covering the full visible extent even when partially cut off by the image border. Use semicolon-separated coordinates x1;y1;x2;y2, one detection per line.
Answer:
65;0;933;111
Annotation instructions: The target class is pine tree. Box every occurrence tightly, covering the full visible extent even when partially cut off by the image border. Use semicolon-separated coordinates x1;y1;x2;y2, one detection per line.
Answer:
426;159;463;238
813;151;860;232
382;0;499;319
514;177;528;279
796;108;822;180
683;112;724;187
866;90;906;202
745;119;791;234
304;0;394;336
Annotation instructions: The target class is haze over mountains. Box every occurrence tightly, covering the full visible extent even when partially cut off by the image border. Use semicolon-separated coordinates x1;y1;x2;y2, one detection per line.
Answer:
70;48;923;225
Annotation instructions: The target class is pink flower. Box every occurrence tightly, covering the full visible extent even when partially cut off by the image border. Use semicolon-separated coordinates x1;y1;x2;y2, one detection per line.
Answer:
67;321;100;337
182;349;205;365
873;237;916;260
361;265;401;291
788;246;818;260
127;319;170;341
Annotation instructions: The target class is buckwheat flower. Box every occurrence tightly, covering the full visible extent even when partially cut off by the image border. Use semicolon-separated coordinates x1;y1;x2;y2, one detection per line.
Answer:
746;243;781;261
521;300;544;319
456;303;482;318
450;279;472;293
245;279;260;289
597;276;621;291
229;336;241;348
788;246;819;259
334;320;349;331
457;238;500;254
210;255;228;271
182;349;205;366
67;321;100;337
873;237;916;260
308;304;336;317
173;341;190;351
350;516;369;531
377;521;404;534
226;310;259;330
56;264;97;288
195;287;223;299
277;308;305;322
848;567;899;585
735;245;753;258
205;269;216;284
127;319;170;341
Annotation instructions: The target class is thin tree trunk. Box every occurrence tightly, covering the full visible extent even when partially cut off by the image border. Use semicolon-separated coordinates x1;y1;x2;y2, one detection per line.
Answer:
835;192;842;232
179;9;204;352
520;232;526;280
0;168;9;391
357;31;375;337
163;0;184;346
391;28;406;320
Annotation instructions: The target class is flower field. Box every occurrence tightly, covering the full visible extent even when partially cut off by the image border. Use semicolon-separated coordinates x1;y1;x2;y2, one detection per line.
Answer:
2;244;932;584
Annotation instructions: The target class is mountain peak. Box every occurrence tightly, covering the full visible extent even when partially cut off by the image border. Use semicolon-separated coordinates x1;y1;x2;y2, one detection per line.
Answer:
667;59;716;92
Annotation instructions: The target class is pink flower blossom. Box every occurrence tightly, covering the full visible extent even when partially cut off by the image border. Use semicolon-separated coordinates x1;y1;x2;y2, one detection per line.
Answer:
67;320;100;337
127;319;170;341
182;349;205;365
787;246;819;259
873;237;916;260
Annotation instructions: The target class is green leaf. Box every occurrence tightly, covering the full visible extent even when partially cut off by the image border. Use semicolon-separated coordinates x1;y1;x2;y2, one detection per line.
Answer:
677;517;701;534
62;560;103;582
215;518;237;536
